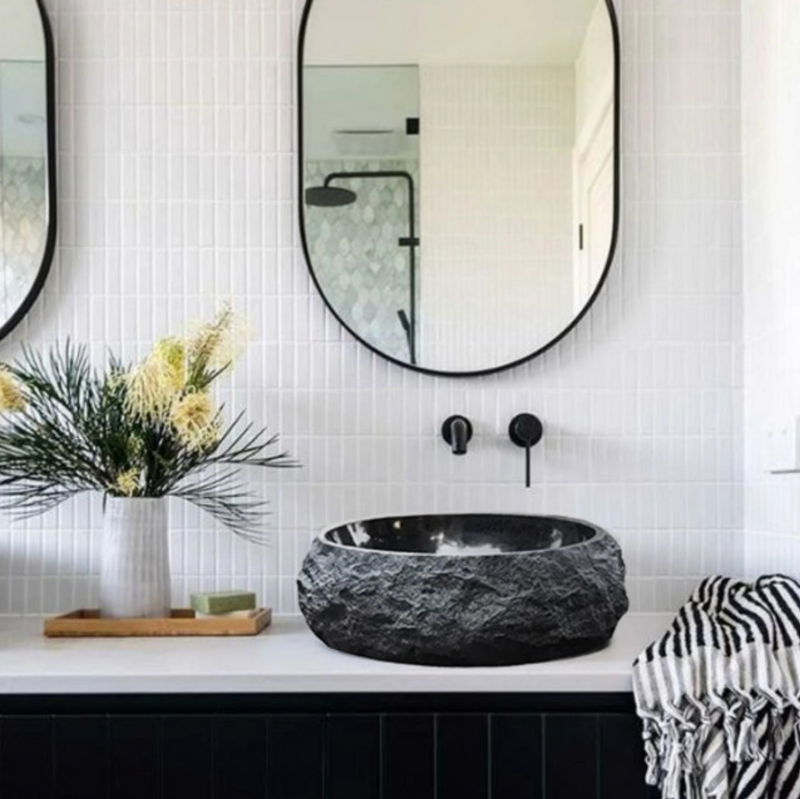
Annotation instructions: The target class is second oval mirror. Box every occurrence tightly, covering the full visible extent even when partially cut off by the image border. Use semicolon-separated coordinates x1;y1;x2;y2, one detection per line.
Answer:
0;0;55;343
299;0;619;376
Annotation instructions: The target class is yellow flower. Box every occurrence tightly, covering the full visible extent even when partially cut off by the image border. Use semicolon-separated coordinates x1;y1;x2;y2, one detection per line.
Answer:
111;468;141;498
125;360;173;419
151;337;187;391
170;392;219;450
0;368;26;413
187;304;249;373
125;308;247;418
124;342;185;420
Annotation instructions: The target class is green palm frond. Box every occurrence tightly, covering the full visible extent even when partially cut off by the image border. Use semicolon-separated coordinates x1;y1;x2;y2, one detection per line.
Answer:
0;341;297;541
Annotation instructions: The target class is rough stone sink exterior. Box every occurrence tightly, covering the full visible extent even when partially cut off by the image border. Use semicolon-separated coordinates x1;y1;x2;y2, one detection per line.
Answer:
297;514;629;667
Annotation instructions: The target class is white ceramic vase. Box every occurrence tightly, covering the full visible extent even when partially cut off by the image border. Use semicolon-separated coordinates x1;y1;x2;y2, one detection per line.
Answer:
99;497;171;618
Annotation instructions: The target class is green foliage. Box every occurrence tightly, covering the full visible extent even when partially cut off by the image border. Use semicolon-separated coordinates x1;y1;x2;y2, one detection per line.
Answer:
0;342;296;541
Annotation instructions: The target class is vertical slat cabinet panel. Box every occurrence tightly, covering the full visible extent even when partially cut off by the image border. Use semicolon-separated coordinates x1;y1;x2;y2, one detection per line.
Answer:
53;716;109;799
382;714;435;799
163;716;214;799
214;716;268;799
108;716;161;799
268;715;325;799
327;715;380;799
0;716;54;799
491;714;544;799
599;715;657;799
544;715;599;799
436;715;490;799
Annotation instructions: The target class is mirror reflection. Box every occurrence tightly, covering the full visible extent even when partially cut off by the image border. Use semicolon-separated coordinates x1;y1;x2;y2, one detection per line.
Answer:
301;0;618;374
0;0;50;337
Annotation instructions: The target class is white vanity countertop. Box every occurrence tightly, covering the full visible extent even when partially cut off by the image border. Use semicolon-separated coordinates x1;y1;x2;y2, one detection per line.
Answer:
0;613;672;695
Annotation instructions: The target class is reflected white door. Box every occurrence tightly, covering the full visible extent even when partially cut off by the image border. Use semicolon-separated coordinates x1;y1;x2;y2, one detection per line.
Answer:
575;103;614;311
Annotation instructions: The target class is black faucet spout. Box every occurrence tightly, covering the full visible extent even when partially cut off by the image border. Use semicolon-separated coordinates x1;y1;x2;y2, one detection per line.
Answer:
451;418;468;455
442;415;474;456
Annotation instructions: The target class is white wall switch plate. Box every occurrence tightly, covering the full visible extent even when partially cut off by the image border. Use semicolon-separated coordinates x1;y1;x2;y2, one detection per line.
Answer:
767;418;800;473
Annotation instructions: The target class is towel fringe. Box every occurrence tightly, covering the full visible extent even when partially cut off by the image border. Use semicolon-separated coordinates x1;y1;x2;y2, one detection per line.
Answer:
643;726;661;786
733;712;756;762
632;575;800;799
644;701;794;797
771;707;786;758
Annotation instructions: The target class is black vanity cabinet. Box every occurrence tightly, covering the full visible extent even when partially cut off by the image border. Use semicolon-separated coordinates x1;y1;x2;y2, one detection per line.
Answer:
0;694;657;799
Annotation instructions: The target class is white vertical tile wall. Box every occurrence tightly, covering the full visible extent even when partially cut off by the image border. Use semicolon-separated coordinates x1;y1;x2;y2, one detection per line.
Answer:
0;0;744;616
419;65;576;371
742;0;800;577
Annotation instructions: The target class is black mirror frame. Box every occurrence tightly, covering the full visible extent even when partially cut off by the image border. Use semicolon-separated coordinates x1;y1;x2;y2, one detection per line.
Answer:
297;0;620;378
0;0;58;344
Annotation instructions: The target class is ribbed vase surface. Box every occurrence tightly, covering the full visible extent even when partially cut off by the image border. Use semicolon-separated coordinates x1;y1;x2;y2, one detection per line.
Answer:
100;497;171;618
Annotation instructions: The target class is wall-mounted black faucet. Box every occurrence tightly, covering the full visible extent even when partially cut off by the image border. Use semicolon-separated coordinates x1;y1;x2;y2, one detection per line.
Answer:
509;413;544;487
442;415;473;456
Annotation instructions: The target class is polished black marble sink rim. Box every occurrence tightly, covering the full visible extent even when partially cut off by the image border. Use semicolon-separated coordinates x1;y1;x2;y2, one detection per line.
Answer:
319;513;603;557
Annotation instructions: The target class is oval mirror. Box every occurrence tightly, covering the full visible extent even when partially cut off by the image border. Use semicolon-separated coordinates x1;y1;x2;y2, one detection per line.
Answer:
0;0;56;343
299;0;619;376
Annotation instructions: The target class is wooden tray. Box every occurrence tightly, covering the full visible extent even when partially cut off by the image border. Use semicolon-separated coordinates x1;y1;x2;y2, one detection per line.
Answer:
44;608;272;638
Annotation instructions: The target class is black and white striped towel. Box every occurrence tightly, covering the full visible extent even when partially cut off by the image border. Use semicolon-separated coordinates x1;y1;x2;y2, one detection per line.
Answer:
633;576;800;799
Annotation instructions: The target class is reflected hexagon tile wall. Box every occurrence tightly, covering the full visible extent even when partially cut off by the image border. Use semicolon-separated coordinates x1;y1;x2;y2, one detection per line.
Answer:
304;159;419;361
0;157;47;324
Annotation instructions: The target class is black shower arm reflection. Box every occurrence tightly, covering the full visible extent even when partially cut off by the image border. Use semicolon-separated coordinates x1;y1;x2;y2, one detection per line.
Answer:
322;171;418;366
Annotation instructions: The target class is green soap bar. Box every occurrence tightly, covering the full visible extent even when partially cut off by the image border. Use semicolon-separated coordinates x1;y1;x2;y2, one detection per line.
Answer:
190;591;257;615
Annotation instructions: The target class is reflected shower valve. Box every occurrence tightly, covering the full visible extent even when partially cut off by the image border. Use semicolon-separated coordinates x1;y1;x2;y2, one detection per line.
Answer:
509;414;544;488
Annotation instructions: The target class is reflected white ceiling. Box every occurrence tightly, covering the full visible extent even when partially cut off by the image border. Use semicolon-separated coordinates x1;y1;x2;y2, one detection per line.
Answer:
0;1;44;63
305;0;602;66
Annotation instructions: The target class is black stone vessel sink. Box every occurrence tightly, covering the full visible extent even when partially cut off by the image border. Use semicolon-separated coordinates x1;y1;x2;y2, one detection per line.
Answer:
298;514;629;667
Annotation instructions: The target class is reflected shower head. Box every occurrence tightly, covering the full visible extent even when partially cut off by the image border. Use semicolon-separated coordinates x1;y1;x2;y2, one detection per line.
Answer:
305;186;357;208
